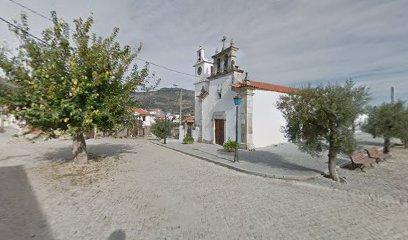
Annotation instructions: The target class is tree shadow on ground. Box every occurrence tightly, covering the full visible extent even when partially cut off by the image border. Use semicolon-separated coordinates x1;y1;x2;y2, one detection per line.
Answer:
40;143;137;163
0;154;31;161
239;150;324;174
108;229;126;240
0;165;54;240
214;147;323;174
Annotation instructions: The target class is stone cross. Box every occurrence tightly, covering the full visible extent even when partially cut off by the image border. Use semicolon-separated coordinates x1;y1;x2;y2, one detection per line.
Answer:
221;36;226;50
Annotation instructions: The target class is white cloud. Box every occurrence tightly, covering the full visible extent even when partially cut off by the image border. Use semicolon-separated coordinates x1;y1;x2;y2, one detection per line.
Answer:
1;0;407;104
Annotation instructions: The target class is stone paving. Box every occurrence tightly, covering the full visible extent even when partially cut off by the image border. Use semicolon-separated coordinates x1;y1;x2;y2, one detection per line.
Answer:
155;133;408;203
1;130;408;239
154;133;386;180
155;140;330;180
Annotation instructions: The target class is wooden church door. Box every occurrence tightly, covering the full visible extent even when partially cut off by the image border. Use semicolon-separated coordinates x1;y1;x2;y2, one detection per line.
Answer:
214;119;225;145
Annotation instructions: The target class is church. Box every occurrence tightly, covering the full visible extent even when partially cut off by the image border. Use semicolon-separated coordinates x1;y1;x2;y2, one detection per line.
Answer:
193;38;296;149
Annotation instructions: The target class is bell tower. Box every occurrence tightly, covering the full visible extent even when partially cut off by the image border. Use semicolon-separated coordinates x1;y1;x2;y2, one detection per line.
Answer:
208;37;244;80
193;46;213;83
193;46;212;141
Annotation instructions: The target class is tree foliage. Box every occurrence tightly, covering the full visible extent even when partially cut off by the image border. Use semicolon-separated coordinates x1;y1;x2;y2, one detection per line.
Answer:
277;80;369;181
151;118;172;141
362;101;407;152
0;12;149;163
399;109;408;148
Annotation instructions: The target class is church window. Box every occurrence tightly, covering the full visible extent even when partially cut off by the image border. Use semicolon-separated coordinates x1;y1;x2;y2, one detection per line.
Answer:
216;58;221;73
224;54;228;71
197;66;202;75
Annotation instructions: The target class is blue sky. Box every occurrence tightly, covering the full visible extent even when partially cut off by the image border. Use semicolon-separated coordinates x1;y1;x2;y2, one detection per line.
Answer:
1;0;407;104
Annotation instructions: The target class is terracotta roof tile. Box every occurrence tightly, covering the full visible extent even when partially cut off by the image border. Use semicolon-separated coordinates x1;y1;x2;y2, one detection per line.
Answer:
232;80;296;93
184;116;194;123
134;108;150;115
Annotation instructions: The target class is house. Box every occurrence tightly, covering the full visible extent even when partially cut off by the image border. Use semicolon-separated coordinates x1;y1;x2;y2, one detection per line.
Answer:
150;111;181;139
134;108;153;136
193;38;296;149
148;108;162;116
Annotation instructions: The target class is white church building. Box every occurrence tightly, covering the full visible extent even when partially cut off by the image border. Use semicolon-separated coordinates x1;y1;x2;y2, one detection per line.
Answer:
193;38;296;149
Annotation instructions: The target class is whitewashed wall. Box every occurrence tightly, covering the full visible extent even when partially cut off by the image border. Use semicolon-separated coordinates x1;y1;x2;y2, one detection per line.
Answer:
252;90;287;148
200;74;242;144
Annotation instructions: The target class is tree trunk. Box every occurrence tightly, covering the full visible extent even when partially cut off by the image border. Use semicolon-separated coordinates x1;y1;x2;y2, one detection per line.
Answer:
328;143;339;181
383;138;391;153
0;109;4;132
72;133;88;164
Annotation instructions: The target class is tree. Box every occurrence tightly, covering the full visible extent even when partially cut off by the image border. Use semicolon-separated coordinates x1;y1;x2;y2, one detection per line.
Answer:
398;109;408;148
362;101;407;153
151;118;172;144
0;12;149;163
277;80;369;181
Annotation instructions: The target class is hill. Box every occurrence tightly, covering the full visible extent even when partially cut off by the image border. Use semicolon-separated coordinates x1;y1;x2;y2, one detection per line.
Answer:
131;88;195;115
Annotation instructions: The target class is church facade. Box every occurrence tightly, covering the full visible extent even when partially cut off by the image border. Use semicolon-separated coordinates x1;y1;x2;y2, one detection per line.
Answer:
193;39;295;149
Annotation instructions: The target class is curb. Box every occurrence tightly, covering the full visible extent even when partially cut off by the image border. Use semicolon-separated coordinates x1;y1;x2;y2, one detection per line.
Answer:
151;141;318;181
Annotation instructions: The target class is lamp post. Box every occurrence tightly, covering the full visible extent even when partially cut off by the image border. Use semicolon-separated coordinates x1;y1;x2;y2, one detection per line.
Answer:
233;94;241;162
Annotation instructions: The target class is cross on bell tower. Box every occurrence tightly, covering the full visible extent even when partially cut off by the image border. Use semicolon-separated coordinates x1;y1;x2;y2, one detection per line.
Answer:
210;36;242;75
221;36;226;50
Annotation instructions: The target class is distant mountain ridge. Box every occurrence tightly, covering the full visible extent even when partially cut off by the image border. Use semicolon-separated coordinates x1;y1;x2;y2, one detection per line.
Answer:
131;88;195;115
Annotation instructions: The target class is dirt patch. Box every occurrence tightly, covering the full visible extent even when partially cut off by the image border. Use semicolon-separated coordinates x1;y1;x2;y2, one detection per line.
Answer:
36;154;123;186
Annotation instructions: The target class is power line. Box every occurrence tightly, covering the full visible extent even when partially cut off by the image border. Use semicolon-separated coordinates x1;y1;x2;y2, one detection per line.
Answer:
9;0;52;22
136;57;195;77
0;15;195;78
0;16;49;46
5;0;196;78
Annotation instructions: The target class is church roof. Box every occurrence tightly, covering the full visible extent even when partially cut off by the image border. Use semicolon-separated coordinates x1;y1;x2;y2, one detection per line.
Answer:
232;80;296;93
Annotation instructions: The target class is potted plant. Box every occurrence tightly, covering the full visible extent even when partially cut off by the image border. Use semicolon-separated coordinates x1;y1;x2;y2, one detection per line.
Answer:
183;135;194;144
223;139;238;152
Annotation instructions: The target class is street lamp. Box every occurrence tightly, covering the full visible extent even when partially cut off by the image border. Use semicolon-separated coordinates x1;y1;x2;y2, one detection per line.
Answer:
233;94;241;162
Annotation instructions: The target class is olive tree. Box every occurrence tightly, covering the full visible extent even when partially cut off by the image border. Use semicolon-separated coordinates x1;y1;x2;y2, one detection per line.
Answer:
399;109;408;148
0;12;148;163
277;80;369;181
151;118;172;144
362;101;407;152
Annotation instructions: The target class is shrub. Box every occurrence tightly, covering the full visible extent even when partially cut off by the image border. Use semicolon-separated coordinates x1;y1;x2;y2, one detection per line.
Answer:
223;139;238;152
151;119;171;139
183;135;194;144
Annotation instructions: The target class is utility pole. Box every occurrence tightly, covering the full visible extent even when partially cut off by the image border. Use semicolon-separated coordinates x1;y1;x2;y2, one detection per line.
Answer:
179;88;183;127
391;86;394;104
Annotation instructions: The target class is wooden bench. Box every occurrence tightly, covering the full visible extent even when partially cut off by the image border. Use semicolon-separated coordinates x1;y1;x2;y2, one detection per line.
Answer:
349;151;376;171
366;147;389;162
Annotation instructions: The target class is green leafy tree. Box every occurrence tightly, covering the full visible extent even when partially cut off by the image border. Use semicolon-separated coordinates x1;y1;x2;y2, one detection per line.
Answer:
151;118;172;144
398;109;408;148
0;13;149;163
362;101;406;153
277;80;369;181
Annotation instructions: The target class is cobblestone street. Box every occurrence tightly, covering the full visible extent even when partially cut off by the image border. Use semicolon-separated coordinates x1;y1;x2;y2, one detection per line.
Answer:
1;135;408;239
